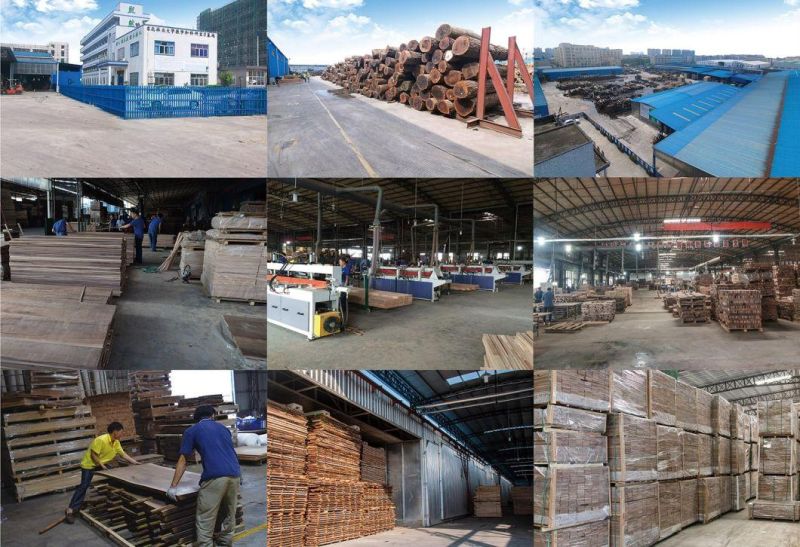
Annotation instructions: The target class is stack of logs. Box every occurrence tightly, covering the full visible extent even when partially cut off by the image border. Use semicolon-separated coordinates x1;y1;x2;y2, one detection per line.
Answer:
322;24;513;118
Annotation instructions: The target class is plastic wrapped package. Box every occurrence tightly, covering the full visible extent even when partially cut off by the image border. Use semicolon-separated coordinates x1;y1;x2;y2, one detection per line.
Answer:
744;410;752;444
679;479;699;528
179;246;204;279
698;476;724;523
730;404;747;440
759;437;797;475
695;389;713;435
647;370;676;426
533;465;610;530
681;431;698;478
210;215;268;231
675;380;698;432
757;474;798;502
534;520;610;547
750;414;759;440
748;500;800;521
533;370;611;412
711;395;731;437
750;439;760;473
745;471;752;500
607;413;657;483
731;474;747;512
534;430;607;465
609;482;659;547
697;434;713;476
534;405;607;433
201;238;268;302
610;371;647;418
743;443;752;473
757;400;797;437
731;439;748;475
750;470;759;500
720;474;732;514
657;425;682;481
657;481;681;540
712;436;731;475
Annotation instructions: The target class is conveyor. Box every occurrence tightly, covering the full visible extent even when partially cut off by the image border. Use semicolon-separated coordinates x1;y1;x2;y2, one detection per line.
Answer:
440;264;507;292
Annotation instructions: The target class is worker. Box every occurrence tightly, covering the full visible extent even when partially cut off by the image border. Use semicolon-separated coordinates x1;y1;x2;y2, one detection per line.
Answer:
167;405;241;547
339;255;351;285
148;212;162;251
51;216;74;236
121;211;145;264
304;71;310;83
64;422;140;523
543;287;555;323
534;286;543;303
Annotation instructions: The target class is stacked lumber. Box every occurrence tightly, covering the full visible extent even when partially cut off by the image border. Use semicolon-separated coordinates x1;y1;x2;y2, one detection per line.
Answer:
680;479;699;528
202;212;268;303
657;425;682;481
482;331;533;370
607;413;657;483
534;520;610;547
533;370;610;412
347;287;412;308
698;476;730;523
511;486;533;516
534;464;610;530
677;293;710;323
717;289;762;331
474;485;502;517
744;264;778;322
581;300;615;322
0;281;116;369
1;370;84;408
360;483;395;535
322;24;517;119
748;500;800;521
751;400;799;521
306;412;362;481
179;230;206;278
777;298;799;322
87;392;136;442
610;371;647;418
305;481;364;545
658;480;681;540
534;405;607;433
681;431;699;477
647;370;676;426
534;429;607;465
360;442;387;484
610;482;659;546
551;302;582;321
712;395;731;438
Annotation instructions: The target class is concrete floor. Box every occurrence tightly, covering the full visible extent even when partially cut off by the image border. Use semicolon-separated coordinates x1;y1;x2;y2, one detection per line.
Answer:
333;515;532;547
267;77;532;178
0;93;266;178
658;509;800;547
0;462;266;547
109;247;264;369
534;289;800;369
267;283;532;369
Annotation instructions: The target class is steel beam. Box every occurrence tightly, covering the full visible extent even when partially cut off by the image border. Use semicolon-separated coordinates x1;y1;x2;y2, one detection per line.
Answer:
698;370;797;393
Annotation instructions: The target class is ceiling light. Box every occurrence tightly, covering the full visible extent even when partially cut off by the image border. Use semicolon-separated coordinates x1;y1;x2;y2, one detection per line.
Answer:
537;236;546;246
712;234;720;243
565;244;572;253
664;218;702;224
516;245;523;251
633;232;641;241
635;243;642;252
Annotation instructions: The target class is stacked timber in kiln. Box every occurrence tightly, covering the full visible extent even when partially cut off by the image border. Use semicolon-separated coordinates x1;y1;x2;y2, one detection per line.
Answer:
322;24;518;119
474;485;502;517
179;230;206;279
360;442;387;484
581;300;615;322
717;290;762;332
749;400;800;521
202;211;268;304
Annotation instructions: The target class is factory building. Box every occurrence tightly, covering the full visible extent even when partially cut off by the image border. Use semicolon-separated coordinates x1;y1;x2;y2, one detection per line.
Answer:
3;41;69;63
534;123;608;176
647;48;695;65
552;43;622;68
697;59;770;71
536;66;623;81
197;0;267;87
0;47;58;90
654;70;800;177
631;82;741;133
267;36;290;80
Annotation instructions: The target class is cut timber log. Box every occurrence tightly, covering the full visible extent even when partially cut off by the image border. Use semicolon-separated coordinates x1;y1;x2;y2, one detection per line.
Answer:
449;36;509;61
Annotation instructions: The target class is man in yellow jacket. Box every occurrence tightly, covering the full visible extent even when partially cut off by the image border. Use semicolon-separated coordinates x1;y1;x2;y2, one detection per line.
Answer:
65;421;140;523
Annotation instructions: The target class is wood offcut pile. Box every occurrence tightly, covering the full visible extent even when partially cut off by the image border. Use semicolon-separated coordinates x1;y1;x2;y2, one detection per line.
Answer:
322;24;524;119
348;287;412;309
717;290;762;332
581;300;615;322
202;209;268;304
474;485;502;517
482;331;533;370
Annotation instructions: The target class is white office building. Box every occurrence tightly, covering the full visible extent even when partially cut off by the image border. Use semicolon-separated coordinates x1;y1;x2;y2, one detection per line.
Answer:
553;43;622;68
80;3;217;86
4;42;69;63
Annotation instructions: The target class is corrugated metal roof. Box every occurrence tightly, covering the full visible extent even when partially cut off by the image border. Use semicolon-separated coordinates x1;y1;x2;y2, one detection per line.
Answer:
731;73;762;84
771;71;800;176
646;85;741;131
632;82;730;109
655;71;792;176
8;50;58;64
706;69;734;78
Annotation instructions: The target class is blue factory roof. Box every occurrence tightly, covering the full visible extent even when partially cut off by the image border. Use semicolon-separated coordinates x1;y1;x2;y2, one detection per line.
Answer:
731;73;762;85
538;66;622;75
655;71;800;176
632;82;741;131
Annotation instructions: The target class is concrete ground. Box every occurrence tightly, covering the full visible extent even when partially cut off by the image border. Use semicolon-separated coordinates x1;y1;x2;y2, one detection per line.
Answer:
658;509;800;547
267;77;532;178
0;93;266;178
109;246;264;369
534;289;800;369
574;119;649;176
0;462;266;547
267;283;531;369
333;515;532;547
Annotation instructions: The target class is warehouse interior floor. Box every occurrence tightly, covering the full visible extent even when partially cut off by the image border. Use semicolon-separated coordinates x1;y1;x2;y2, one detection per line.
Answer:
657;509;800;547
108;246;263;369
0;462;266;547
333;515;532;546
266;77;532;178
534;289;800;368
267;282;531;369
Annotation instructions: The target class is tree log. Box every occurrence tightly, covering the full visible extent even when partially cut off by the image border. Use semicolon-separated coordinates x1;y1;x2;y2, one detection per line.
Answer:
383;46;398;57
436;99;455;116
399;92;409;104
425;97;439;111
420;36;439;53
407;39;420;52
461;62;480;80
429;68;443;84
410;96;425;110
454;80;478;99
416;74;432;91
435;24;481;41
454;93;500;117
450;36;509;61
444;70;463;87
438;36;452;50
437;61;455;73
431;84;448;100
399;51;422;65
419;89;431;100
431;49;444;64
446;88;456;101
398;80;413;93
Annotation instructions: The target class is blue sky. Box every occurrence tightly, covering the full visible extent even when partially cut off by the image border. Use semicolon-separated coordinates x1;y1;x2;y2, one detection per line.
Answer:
267;0;534;65
0;1;231;63
535;0;799;57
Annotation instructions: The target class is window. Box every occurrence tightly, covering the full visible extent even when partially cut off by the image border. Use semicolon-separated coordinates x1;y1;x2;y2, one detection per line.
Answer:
191;43;208;58
154;41;174;56
129;72;139;86
190;73;208;86
153;72;174;86
248;69;265;86
117;47;125;61
130;42;139;57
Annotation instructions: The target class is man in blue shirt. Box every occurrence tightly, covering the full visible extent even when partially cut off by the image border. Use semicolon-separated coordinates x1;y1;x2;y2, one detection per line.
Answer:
167;405;240;547
148;212;162;251
121;211;146;264
543;287;555;323
51;216;74;236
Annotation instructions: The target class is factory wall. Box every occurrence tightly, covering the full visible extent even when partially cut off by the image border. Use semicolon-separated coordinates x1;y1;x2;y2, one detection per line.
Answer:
535;142;596;177
387;440;424;527
267;37;290;78
232;370;266;415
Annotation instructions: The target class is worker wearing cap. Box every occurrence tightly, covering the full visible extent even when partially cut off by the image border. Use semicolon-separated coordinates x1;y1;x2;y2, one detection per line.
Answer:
148;212;162;251
51;216;74;237
64;422;140;523
121;211;145;264
167;405;240;547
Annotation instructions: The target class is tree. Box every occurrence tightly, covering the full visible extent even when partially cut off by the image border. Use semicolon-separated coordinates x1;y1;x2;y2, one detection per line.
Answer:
218;71;234;87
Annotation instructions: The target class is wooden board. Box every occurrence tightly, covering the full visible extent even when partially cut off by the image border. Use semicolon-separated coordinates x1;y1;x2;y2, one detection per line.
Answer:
534;370;611;412
482;331;532;370
95;463;201;501
222;314;266;365
450;283;479;291
534;465;610;530
347;287;412;309
607;413;657;483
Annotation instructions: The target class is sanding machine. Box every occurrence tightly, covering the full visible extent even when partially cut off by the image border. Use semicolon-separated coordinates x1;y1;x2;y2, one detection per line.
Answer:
372;266;451;302
440;264;507;292
497;261;532;285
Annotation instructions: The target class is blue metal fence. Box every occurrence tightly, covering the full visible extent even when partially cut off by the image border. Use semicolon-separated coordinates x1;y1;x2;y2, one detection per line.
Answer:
59;84;266;119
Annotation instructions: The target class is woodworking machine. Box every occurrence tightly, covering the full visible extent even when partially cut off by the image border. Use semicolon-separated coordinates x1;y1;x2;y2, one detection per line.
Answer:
497;262;532;285
440;264;507;292
266;263;347;340
372;266;451;302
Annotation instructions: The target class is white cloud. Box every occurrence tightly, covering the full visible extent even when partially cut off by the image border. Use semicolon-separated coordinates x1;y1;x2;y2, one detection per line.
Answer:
559;16;590;29
578;0;638;8
508;0;532;6
784;0;798;6
302;0;362;8
34;0;97;12
606;12;646;26
145;13;168;25
283;18;311;30
62;15;99;29
14;20;44;31
328;13;369;29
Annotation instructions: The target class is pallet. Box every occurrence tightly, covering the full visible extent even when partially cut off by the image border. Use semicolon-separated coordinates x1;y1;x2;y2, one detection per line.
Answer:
719;324;764;333
545;321;585;333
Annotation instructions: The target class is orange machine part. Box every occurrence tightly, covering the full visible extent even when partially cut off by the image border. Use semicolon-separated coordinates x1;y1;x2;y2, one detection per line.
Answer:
266;275;329;288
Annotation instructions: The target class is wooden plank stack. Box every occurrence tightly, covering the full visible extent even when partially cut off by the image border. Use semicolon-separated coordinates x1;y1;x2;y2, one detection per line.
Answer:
677;293;710;323
179;230;206;279
482;331;533;370
511;486;533;516
474;485;502;517
581;300;615;322
360;483;395;536
87;392;136;442
744;264;778;322
322;24;515;119
534;370;611;412
306;412;362;482
347;287;412;309
360;442;387;484
717;289;762;332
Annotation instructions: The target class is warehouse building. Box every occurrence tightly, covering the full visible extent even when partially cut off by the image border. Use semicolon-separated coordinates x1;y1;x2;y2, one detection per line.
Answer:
654;71;800;177
534;369;800;546
2;41;69;63
0;48;58;90
534;123;609;176
533;74;549;119
648;48;695;66
552;43;622;68
268;368;532;546
0;369;266;546
533;178;800;369
267;36;290;81
0;178;267;369
631;82;741;133
266;179;532;370
536;66;623;81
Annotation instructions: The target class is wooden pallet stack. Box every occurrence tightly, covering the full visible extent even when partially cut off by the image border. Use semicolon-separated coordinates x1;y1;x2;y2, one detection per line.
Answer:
581;300;615;322
677;293;711;323
717;290;762;332
511;486;532;515
201;211;268;304
481;331;533;370
87;392;137;442
179;230;206;279
773;265;798;298
322;24;517;119
267;402;309;547
360;442;387;484
474;485;502;517
750;400;800;522
744;265;778;322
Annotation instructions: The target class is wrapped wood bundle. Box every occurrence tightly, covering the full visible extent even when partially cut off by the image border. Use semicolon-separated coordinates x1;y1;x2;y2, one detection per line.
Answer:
647;370;676;426
610;483;659;547
757;400;797;437
748;500;800;521
712;395;731;437
607;413;657;483
758;474;799;502
534;405;607;433
732;474;748;511
713;436;731;475
750;413;760;440
210;214;267;232
681;431;698;478
731;439;748;475
696;389;714;435
698;434;713;476
658;480;682;540
680;479;699;528
698;476;724;523
610;371;648;418
730;404;747;440
474;485;502;517
717;289;762;331
201;233;268;303
534;465;610;530
675;380;698;432
750;470;759;500
750;439;760;473
533;370;610;412
720;473;732;514
511;486;533;516
534;430;607;465
581;300;616;322
534;520;610;547
744;443;752;473
657;425;682;481
759;437;797;475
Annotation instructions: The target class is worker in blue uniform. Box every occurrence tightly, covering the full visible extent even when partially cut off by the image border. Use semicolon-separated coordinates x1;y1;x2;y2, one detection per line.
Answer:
543;287;555;324
121;211;145;264
338;256;351;313
167;405;241;547
148;212;162;251
51;216;74;236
